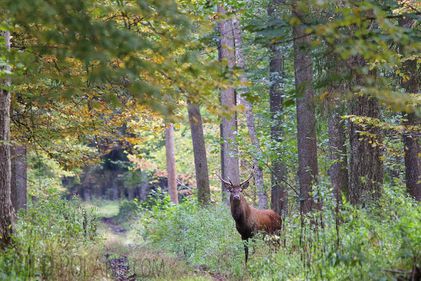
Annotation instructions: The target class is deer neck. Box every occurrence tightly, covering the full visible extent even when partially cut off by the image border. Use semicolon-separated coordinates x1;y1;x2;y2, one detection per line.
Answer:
230;195;250;223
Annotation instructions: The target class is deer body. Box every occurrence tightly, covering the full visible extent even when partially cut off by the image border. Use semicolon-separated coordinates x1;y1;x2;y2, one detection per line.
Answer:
230;195;281;240
219;175;282;263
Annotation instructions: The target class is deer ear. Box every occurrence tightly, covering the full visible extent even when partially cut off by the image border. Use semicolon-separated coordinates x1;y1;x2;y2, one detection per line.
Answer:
240;181;249;189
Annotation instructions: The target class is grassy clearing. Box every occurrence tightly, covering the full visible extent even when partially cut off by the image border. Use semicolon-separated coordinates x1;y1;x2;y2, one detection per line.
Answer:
81;200;121;218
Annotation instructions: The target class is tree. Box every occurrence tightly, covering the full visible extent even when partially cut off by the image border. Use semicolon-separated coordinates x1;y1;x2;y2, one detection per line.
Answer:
292;1;319;214
165;123;178;204
400;18;420;201
232;16;267;209
218;5;240;202
187;102;211;205
268;0;288;216
327;87;349;204
11;145;27;211
0;30;15;249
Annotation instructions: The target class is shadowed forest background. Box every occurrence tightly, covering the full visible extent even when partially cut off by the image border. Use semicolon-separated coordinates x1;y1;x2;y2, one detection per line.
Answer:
0;0;420;280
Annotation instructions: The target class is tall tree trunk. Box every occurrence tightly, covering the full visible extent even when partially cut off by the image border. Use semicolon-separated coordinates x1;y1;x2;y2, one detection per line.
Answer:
187;102;211;205
327;87;349;203
400;18;420;201
292;1;319;214
349;96;383;204
165;123;178;204
11;145;27;211
218;5;240;203
268;0;288;216
349;58;383;205
0;30;14;249
231;16;267;209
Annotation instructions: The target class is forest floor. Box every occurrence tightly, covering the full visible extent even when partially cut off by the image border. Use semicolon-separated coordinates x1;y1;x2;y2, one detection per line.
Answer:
91;201;225;281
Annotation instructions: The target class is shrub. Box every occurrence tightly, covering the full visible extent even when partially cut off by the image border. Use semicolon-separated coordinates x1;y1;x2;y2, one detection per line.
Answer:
0;196;105;281
141;196;246;279
115;199;141;223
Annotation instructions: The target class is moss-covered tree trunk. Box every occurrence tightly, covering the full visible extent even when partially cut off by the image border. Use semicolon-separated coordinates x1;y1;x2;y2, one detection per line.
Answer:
0;30;14;249
292;1;319;214
11;145;27;211
400;18;420;201
327;87;349;203
268;0;288;216
218;5;240;203
349;58;383;204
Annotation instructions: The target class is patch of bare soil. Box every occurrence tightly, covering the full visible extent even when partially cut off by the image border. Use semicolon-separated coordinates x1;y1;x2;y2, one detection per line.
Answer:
105;254;137;281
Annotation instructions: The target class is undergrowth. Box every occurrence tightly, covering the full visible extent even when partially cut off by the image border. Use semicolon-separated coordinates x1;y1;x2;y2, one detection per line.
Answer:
0;196;106;281
141;184;420;280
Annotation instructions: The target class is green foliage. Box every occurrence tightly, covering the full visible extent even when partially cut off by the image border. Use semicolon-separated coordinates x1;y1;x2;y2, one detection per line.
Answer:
27;151;75;198
115;199;141;223
141;197;246;278
141;184;420;280
0;197;102;281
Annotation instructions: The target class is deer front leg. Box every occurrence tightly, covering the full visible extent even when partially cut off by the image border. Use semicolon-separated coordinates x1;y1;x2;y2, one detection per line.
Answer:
243;239;249;264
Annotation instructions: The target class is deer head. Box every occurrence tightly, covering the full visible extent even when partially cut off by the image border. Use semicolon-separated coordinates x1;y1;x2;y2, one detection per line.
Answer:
217;174;253;201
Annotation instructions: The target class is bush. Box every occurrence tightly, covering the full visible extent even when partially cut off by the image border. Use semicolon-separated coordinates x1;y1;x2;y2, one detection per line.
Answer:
115;199;141;223
0;196;105;281
141;196;246;279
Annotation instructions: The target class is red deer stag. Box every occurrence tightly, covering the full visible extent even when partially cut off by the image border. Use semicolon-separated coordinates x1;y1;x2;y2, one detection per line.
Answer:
218;175;282;263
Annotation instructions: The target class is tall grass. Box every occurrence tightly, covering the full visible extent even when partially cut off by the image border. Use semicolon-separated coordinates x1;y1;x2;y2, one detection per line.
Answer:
141;184;420;280
0;196;107;281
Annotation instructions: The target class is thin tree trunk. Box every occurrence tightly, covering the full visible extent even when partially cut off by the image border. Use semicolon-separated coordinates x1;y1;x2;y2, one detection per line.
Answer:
231;17;267;209
292;1;319;214
11;145;27;211
0;30;14;249
165;123;178;204
327;88;349;203
268;0;288;216
400;18;420;201
187;102;211;205
218;5;240;203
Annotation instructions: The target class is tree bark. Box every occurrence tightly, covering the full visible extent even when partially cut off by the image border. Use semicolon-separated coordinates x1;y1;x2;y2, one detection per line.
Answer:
400;18;420;201
292;1;319;214
349;95;383;205
348;57;383;204
11;145;27;211
218;5;240;203
327;88;349;203
0;30;15;249
165;123;178;204
187;102;211;205
268;0;288;216
231;16;267;209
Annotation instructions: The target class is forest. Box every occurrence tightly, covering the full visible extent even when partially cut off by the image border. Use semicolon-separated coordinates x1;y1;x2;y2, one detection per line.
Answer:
0;0;420;280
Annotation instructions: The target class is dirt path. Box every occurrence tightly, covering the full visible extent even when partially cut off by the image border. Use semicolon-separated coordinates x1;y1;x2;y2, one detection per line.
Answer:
101;217;136;281
100;216;228;281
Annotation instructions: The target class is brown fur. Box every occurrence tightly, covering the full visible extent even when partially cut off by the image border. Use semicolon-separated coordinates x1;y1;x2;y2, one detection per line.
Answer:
230;194;281;239
218;174;282;263
230;194;282;263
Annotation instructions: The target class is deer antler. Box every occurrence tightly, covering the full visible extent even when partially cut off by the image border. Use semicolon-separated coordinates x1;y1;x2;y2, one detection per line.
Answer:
240;174;253;186
216;174;232;186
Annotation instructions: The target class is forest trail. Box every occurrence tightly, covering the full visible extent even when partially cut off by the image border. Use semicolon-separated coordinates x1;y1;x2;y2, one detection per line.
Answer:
99;210;227;281
101;217;136;281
